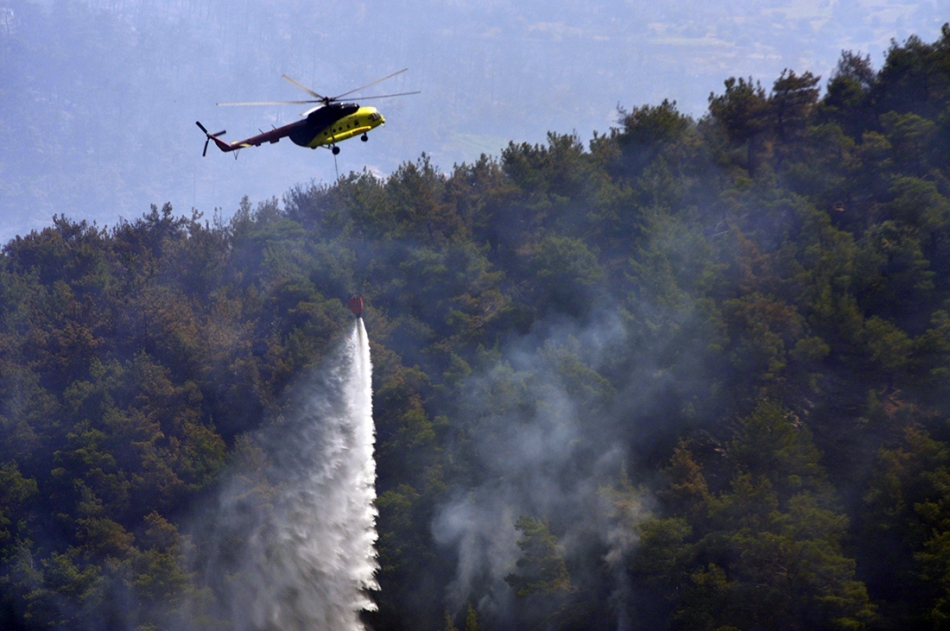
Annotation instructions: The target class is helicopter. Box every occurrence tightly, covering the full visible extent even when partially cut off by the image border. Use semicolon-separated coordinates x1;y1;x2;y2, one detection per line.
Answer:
196;68;418;157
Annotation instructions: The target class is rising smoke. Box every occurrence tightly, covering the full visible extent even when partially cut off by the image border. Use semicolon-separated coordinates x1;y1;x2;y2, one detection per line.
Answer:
432;313;649;628
192;320;377;631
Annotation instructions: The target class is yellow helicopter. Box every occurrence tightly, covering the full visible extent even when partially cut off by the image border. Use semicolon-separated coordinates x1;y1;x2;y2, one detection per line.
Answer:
196;68;418;156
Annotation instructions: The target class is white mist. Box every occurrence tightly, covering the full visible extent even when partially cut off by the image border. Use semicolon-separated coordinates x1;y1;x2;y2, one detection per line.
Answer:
216;320;378;631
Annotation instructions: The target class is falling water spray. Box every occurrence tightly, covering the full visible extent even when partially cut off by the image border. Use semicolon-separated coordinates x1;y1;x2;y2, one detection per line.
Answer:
205;319;378;631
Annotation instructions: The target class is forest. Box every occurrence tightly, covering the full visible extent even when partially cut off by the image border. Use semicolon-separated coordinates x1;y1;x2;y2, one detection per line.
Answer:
2;25;950;631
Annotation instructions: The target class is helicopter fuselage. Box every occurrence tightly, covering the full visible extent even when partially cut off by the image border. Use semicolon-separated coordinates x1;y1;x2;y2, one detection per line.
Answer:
297;105;385;148
202;104;386;153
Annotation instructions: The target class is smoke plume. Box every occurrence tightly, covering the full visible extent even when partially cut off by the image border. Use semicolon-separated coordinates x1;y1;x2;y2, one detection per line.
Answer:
432;314;648;626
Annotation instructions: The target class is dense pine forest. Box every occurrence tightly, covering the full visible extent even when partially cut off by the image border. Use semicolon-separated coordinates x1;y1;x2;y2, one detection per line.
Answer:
3;26;950;631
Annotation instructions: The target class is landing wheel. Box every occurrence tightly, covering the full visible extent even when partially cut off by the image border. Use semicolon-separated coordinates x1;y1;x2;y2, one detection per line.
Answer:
332;145;340;155
361;133;368;142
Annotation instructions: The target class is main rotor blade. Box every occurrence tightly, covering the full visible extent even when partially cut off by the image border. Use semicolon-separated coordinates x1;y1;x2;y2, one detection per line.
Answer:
217;100;317;106
350;90;421;101
282;75;325;100
332;68;408;100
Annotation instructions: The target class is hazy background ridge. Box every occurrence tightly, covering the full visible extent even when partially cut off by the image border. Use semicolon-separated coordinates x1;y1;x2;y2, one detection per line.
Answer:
0;0;943;242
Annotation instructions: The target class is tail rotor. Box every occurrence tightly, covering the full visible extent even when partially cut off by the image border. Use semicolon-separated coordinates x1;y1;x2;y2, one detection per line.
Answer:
196;121;226;157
